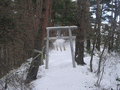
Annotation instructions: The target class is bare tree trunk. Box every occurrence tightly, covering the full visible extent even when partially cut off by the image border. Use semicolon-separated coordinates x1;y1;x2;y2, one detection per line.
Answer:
112;0;117;51
90;21;97;72
86;0;91;51
108;0;114;52
48;0;52;27
96;0;101;51
90;0;101;72
90;38;96;72
108;0;118;52
42;0;50;46
75;0;86;65
97;38;108;75
25;0;43;83
25;0;50;83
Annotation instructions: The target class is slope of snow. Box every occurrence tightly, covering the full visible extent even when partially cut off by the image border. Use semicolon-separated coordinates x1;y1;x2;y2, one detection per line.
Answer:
33;39;120;90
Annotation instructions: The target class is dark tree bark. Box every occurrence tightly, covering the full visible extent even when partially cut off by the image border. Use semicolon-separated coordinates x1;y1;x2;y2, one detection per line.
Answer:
25;0;43;84
86;0;91;51
97;38;108;75
108;0;113;52
96;0;101;51
42;0;50;45
90;21;97;72
90;40;95;72
25;0;51;83
108;0;117;52
75;0;86;65
48;0;52;27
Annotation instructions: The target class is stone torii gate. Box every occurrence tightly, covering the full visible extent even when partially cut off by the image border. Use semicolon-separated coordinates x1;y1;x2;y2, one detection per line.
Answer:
45;26;78;69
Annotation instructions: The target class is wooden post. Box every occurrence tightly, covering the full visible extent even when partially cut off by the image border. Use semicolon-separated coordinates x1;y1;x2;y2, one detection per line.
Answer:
45;26;77;69
46;29;49;69
57;30;61;37
69;28;76;68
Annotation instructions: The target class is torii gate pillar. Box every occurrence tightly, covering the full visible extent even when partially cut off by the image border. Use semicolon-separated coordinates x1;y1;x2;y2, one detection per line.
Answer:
45;26;77;69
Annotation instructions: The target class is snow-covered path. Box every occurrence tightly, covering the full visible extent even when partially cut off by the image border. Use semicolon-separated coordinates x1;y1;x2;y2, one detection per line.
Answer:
33;40;97;90
33;39;120;90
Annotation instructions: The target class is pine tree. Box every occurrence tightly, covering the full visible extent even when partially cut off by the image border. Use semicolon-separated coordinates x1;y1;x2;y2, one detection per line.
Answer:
86;0;91;51
51;0;77;26
75;0;86;65
25;0;51;83
0;0;35;79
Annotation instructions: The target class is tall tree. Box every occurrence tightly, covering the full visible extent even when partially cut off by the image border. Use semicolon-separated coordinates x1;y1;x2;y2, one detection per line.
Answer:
96;0;101;51
108;0;119;52
25;0;51;83
86;0;91;51
75;0;86;65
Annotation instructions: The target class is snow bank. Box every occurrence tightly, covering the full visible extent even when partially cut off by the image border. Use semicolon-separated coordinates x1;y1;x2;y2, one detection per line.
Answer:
32;39;120;90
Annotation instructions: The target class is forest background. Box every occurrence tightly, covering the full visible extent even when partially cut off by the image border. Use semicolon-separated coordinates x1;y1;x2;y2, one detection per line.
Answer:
0;0;120;88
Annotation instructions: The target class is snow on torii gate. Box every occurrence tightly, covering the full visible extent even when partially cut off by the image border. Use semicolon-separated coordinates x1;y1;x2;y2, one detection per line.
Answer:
45;26;77;69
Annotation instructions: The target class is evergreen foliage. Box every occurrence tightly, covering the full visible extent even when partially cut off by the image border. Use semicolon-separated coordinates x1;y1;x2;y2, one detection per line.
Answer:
0;0;35;79
52;0;77;25
0;0;120;88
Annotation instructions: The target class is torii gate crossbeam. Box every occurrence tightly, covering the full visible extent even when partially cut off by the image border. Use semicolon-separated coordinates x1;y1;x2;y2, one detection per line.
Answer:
45;26;78;69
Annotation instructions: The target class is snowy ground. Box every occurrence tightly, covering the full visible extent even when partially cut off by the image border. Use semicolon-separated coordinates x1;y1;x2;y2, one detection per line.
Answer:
32;39;120;90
